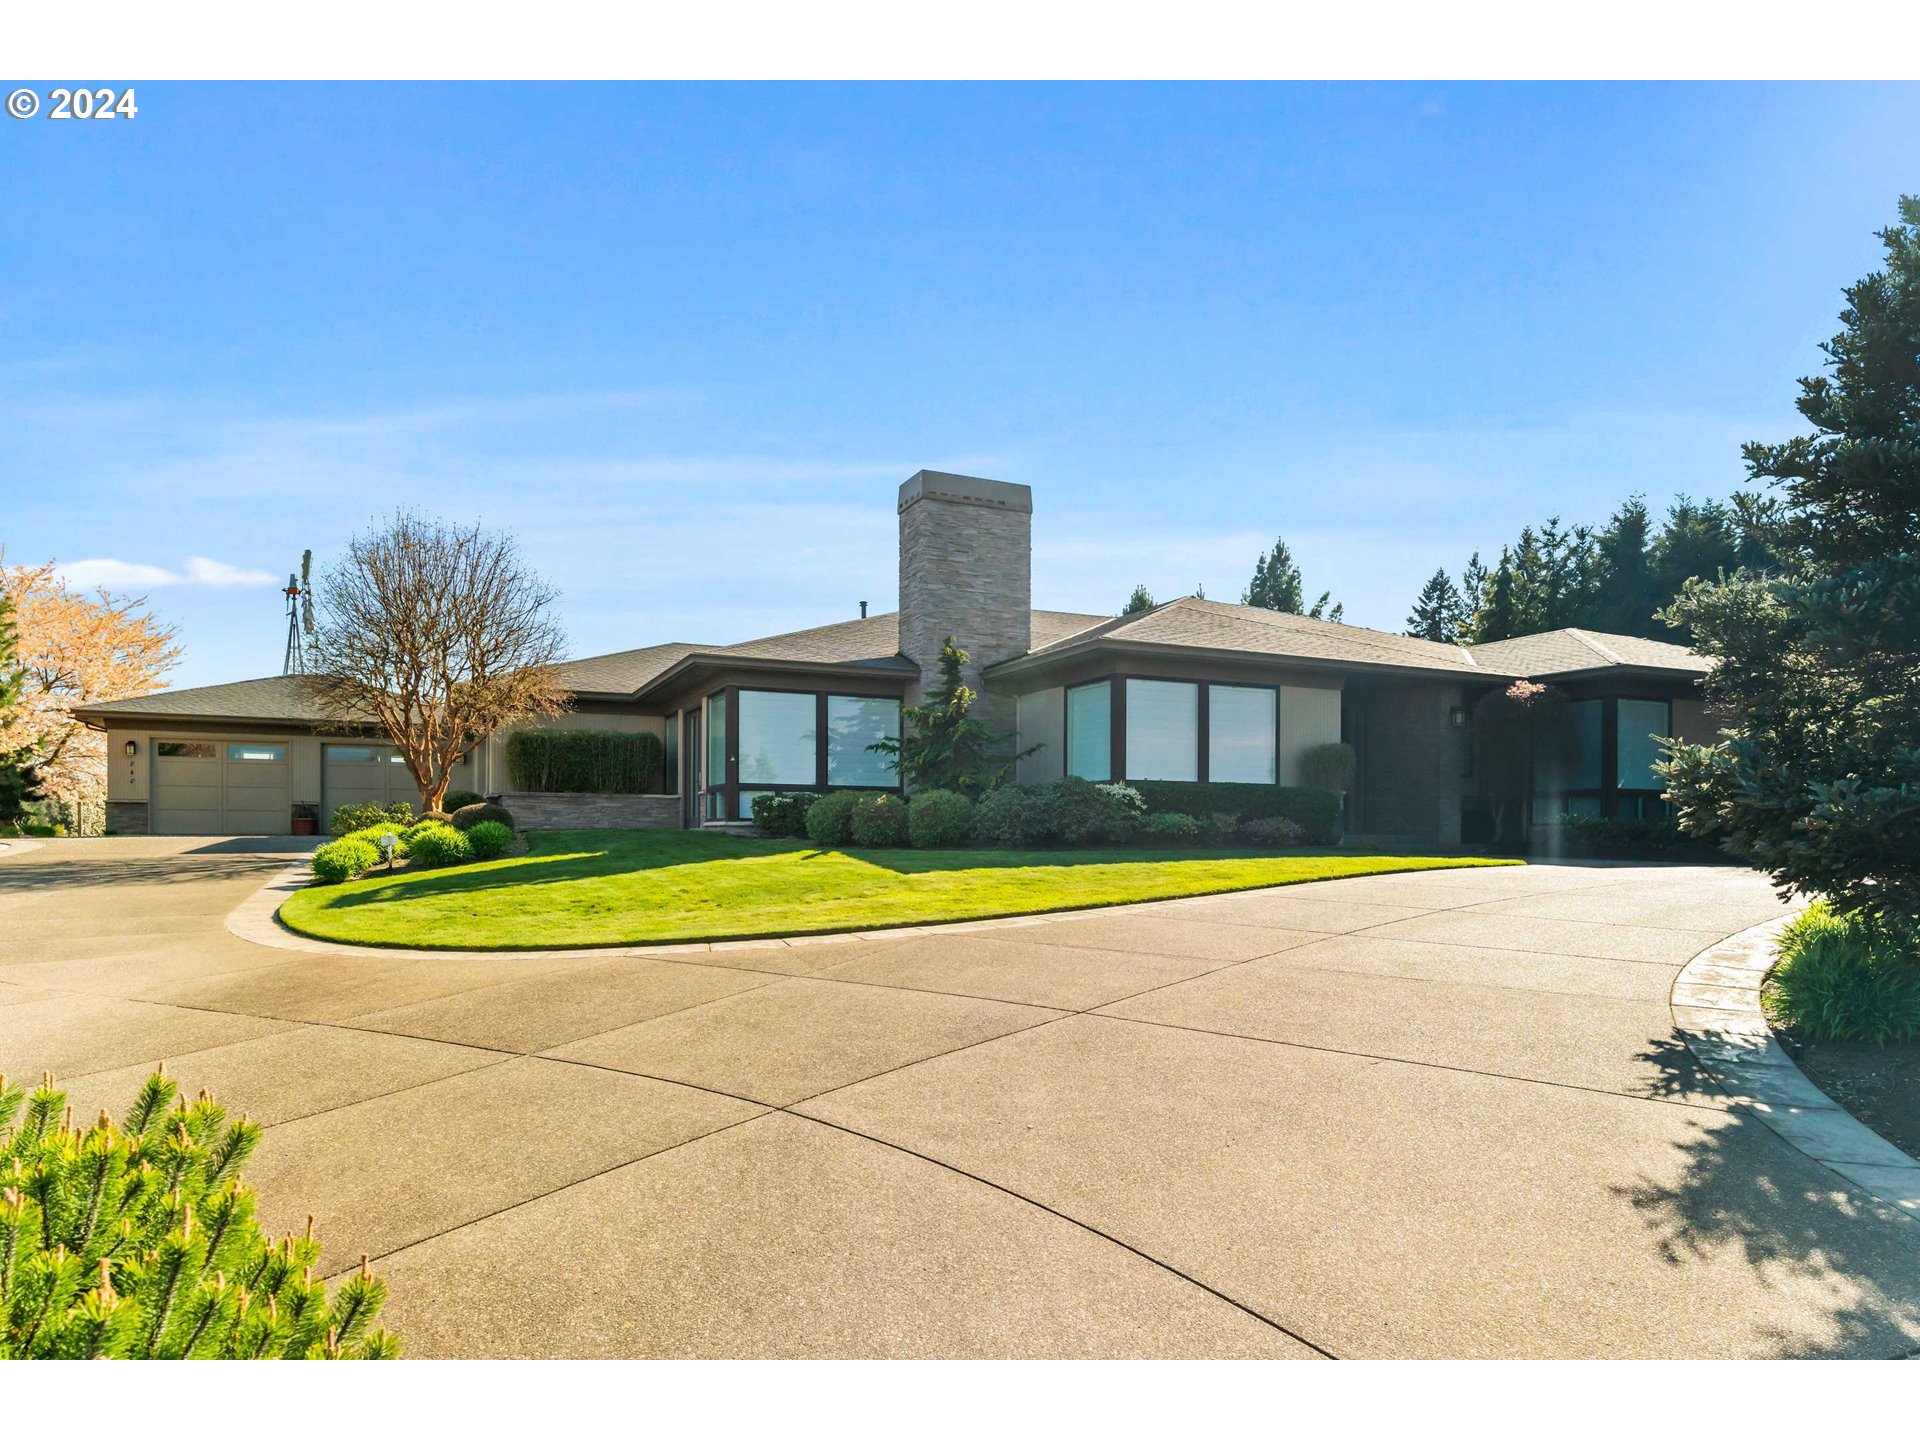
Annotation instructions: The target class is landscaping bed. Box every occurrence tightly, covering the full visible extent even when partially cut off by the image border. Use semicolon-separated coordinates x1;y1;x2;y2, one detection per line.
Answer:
1774;1033;1920;1163
277;828;1517;950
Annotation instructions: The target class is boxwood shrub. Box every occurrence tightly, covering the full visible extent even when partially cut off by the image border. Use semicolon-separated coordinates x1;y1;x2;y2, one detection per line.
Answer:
805;790;864;846
751;791;817;838
1129;781;1339;844
443;788;484;812
849;793;910;847
908;789;975;847
969;785;1051;847
504;728;665;794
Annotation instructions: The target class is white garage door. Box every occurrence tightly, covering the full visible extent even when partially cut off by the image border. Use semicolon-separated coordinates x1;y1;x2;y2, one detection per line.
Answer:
152;739;291;835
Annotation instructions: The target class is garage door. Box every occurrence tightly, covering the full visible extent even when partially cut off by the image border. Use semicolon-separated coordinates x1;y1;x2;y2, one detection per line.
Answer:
152;739;291;835
322;744;473;824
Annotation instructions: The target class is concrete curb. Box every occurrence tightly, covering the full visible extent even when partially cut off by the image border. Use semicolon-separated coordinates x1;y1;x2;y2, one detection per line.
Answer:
1672;914;1920;1220
0;838;45;859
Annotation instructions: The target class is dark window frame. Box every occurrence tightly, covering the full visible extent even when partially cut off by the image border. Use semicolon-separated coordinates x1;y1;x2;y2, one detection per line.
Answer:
699;683;905;824
1057;672;1287;787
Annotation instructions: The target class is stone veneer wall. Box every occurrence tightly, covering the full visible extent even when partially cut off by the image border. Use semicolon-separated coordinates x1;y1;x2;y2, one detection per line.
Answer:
105;800;150;836
898;471;1032;727
499;793;682;830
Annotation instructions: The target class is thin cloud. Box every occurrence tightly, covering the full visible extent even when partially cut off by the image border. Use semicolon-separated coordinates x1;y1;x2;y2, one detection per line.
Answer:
55;556;277;591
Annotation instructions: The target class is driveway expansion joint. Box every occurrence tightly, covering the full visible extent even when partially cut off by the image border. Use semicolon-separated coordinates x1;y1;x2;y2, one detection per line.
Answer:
1671;914;1920;1222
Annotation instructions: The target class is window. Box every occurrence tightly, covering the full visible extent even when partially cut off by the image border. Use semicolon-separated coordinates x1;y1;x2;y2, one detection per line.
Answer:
228;743;284;762
737;689;817;785
705;691;727;791
1616;699;1672;790
156;741;215;759
1125;679;1198;782
663;715;679;793
1065;682;1111;781
738;790;761;820
327;746;377;763
827;695;899;786
1208;685;1276;784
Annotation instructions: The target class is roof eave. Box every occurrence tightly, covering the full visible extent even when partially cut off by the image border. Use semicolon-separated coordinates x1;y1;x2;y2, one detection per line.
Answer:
986;636;1511;684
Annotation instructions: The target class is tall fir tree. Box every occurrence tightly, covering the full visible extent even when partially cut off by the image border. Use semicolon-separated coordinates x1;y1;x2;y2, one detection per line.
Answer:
1591;496;1660;636
1471;549;1523;641
1405;568;1467;641
1459;551;1490;621
1663;195;1920;921
1241;536;1305;612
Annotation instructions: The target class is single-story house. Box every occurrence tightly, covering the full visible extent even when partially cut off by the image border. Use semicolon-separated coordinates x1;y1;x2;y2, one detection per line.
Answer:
76;470;1716;843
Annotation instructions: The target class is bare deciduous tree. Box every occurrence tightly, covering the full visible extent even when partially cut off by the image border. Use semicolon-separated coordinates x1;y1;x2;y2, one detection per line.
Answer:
308;513;569;812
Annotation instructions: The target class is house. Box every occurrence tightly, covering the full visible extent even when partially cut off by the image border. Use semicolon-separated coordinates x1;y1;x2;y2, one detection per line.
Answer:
75;471;1716;842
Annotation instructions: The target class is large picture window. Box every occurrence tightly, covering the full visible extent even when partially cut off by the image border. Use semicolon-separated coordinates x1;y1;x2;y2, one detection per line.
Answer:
1065;682;1111;781
1125;679;1198;782
827;696;900;786
1208;685;1275;784
704;691;727;791
737;689;817;785
1615;699;1672;790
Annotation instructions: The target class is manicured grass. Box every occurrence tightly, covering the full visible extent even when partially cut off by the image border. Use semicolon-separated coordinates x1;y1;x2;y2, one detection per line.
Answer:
278;828;1520;950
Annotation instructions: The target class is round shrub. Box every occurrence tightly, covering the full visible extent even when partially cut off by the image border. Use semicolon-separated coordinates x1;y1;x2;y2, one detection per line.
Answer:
1240;815;1305;847
311;836;379;884
1045;776;1141;846
450;801;515;833
407;821;474;868
805;790;863;847
443;788;485;812
849;793;910;847
751;791;817;838
1201;812;1241;847
970;785;1051;847
343;824;409;859
908;789;975;847
465;818;515;861
1139;812;1204;846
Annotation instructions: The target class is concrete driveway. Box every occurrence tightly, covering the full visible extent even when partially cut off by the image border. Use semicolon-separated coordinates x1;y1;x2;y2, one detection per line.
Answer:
4;838;1919;1358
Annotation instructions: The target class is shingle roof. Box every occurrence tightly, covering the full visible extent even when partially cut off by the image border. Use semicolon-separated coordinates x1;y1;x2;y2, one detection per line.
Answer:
73;675;339;723
551;642;705;695
1012;597;1485;675
1468;627;1709;677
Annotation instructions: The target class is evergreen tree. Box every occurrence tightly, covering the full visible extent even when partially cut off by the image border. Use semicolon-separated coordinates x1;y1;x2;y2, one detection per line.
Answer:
1471;549;1523;641
1307;592;1345;623
868;636;1034;799
1591;496;1660;636
1121;583;1155;615
1663;195;1920;922
1241;536;1304;612
1406;567;1468;642
1459;551;1490;621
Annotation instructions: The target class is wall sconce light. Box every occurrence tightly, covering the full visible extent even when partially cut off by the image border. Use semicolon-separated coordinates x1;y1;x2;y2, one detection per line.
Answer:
124;740;138;757
1449;707;1467;729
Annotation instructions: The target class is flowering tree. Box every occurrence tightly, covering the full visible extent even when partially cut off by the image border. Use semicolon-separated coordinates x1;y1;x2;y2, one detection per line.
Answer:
0;555;181;805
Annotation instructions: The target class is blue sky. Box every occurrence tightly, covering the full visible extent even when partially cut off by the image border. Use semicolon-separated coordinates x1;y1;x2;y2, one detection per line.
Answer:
4;81;1916;688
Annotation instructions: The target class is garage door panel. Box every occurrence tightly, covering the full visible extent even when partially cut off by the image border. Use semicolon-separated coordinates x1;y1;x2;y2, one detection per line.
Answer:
151;740;291;835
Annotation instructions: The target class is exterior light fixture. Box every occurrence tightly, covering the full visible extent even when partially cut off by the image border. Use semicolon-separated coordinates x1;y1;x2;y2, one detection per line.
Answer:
1449;706;1468;729
123;740;138;757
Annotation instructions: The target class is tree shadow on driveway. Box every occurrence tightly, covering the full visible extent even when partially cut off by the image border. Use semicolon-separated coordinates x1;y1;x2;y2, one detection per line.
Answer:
1616;1035;1920;1358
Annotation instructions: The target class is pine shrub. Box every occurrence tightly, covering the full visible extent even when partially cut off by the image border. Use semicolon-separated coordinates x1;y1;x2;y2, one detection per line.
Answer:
0;1069;398;1359
804;791;863;847
406;822;473;868
310;837;379;885
464;819;514;861
450;802;515;833
907;789;975;847
1763;903;1920;1043
848;793;909;847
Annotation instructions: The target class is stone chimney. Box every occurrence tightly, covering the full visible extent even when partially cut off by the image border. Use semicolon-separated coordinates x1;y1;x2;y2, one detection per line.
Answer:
897;470;1032;716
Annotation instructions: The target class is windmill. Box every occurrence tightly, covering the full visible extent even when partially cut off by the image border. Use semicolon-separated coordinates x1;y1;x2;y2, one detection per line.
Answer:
282;550;315;675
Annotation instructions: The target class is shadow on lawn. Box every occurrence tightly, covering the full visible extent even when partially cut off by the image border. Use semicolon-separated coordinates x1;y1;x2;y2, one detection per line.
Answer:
1614;1034;1920;1357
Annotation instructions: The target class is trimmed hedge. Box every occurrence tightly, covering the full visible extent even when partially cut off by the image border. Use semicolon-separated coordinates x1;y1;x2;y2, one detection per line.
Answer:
443;788;485;812
908;789;975;847
504;728;665;794
751;791;818;838
1130;781;1339;844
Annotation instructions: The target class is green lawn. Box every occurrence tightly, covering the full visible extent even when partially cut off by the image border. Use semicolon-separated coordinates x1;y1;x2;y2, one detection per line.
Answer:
277;829;1519;950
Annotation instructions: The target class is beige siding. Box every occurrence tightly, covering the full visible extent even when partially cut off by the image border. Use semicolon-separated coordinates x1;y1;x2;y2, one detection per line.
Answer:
1278;684;1343;785
1015;687;1065;784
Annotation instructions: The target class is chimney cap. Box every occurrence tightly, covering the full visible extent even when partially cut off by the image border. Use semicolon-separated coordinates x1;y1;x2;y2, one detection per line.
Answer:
859;600;868;619
899;470;1032;515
